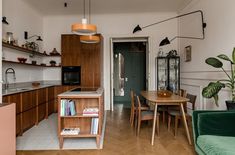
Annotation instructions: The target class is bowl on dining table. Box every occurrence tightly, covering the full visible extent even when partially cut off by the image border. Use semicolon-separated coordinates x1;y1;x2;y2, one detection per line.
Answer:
157;90;172;97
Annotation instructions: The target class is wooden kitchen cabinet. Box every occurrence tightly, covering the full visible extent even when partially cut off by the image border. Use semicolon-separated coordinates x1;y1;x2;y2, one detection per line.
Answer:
61;34;103;87
37;88;47;123
48;86;55;115
22;90;37;132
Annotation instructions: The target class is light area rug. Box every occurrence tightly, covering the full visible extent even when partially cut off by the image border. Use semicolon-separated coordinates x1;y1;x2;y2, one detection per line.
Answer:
16;112;106;150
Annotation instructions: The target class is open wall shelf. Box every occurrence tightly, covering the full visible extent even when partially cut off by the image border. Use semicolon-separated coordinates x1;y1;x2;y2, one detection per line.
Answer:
2;42;61;57
3;60;61;68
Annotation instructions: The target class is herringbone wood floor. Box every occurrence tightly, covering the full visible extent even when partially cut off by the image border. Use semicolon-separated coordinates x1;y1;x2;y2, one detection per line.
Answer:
17;104;195;155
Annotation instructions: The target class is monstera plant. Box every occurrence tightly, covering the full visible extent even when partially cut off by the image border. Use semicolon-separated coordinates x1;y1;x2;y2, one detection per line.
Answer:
202;48;235;109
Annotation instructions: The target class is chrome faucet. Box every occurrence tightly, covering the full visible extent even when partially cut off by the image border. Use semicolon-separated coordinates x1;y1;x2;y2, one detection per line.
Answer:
5;68;16;89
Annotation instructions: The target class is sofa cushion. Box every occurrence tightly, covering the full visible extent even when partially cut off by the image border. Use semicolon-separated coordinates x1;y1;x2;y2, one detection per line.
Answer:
197;112;235;136
197;135;235;155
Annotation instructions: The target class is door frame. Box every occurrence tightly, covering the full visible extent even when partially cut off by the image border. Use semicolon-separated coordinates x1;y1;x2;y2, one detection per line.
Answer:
110;37;150;111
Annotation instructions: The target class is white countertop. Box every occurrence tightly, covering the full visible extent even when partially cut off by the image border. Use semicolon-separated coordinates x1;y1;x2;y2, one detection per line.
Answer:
58;87;103;97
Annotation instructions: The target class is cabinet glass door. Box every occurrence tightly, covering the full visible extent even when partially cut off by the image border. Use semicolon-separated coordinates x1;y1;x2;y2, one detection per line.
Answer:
168;57;180;93
156;58;168;90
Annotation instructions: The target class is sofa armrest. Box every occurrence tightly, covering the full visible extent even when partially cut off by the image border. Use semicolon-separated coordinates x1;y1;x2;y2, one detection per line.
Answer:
197;111;235;136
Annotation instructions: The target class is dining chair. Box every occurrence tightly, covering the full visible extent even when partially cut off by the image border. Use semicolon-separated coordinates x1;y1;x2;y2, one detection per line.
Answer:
129;90;149;127
136;95;160;136
167;93;197;136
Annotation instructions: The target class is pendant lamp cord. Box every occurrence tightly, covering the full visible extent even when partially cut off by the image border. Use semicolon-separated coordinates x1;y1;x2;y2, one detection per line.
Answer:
89;0;91;24
83;0;85;19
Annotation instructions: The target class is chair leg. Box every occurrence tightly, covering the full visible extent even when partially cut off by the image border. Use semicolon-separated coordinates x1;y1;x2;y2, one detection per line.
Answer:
174;116;179;137
130;108;134;127
162;110;165;124
156;115;160;136
137;119;141;136
168;115;171;132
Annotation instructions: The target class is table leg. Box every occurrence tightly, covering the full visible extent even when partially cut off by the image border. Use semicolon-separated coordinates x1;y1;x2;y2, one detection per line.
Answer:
180;103;192;145
151;103;158;145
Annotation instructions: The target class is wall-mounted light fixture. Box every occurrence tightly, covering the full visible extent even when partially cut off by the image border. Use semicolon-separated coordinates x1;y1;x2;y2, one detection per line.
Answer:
133;10;207;46
2;16;9;25
24;31;43;41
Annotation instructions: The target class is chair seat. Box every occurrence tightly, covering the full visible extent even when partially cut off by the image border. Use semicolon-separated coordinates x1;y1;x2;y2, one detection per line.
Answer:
168;109;191;116
141;110;160;118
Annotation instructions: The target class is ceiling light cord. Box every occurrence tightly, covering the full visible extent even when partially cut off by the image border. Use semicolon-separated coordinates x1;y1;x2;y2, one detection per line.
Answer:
89;0;91;24
83;0;85;19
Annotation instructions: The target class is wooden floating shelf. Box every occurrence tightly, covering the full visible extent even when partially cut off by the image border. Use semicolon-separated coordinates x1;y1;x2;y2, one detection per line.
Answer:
2;42;61;57
3;60;61;68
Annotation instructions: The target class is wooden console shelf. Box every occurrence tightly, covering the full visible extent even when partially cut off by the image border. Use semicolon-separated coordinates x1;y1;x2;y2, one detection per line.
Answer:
57;88;104;149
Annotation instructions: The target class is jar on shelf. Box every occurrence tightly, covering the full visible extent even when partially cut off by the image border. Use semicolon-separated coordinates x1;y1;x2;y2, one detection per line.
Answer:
6;32;14;44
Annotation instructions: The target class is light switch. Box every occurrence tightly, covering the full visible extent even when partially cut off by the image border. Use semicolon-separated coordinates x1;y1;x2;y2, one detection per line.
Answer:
125;78;128;82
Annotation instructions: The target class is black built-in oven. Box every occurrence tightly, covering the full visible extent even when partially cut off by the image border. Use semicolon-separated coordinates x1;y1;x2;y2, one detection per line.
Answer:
62;66;81;85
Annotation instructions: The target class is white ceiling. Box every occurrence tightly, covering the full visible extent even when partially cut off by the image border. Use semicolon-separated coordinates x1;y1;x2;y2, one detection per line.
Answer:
23;0;193;16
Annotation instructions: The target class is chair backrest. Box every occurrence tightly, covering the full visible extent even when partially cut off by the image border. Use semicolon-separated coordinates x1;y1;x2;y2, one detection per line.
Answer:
178;89;186;97
186;93;197;110
135;95;142;114
130;90;135;108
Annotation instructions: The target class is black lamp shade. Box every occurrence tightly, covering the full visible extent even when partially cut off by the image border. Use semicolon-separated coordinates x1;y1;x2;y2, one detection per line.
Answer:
2;17;9;25
159;37;170;46
133;25;142;33
36;36;43;41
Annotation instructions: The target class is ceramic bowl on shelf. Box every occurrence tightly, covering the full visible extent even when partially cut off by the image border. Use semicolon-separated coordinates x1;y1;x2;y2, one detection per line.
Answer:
17;57;27;63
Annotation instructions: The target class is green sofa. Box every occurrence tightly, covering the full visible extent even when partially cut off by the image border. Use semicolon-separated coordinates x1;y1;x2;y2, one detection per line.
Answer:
192;110;235;155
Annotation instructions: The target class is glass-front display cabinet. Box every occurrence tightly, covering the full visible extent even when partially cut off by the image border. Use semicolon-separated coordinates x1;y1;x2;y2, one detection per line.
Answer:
156;56;180;93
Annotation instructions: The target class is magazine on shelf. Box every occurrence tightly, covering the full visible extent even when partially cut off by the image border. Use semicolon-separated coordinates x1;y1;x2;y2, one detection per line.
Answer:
61;128;80;135
83;107;99;116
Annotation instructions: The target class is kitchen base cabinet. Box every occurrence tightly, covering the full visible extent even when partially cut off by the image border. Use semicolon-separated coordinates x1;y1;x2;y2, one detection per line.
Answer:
48;100;54;115
38;103;46;122
16;114;21;136
22;108;36;132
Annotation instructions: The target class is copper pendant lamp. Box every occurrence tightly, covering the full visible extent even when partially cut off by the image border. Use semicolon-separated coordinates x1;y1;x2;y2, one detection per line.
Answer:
80;35;100;43
72;0;97;35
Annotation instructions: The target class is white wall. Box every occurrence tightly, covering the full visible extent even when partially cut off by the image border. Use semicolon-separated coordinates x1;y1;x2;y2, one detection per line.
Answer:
2;0;44;83
43;12;178;110
179;0;235;110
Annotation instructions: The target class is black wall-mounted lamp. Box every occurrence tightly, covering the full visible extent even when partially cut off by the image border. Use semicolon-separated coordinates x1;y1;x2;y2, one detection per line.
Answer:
2;16;9;25
24;31;43;41
133;10;207;46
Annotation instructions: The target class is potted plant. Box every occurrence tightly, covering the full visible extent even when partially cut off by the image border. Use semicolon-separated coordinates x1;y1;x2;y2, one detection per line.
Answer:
202;48;235;110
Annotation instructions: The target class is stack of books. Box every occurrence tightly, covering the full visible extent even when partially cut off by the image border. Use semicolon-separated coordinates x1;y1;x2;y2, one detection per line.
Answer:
60;99;76;116
83;108;99;116
61;128;80;135
90;118;99;135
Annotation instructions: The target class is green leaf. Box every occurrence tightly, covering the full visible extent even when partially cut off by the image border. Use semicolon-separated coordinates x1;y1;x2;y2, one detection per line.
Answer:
205;57;223;68
202;82;225;98
233;47;235;63
217;54;232;63
213;94;219;107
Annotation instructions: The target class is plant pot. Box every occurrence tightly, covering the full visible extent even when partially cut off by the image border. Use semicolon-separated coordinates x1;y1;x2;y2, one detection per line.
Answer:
225;100;235;110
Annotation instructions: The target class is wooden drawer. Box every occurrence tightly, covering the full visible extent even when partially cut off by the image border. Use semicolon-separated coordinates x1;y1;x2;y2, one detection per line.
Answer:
16;114;21;136
48;100;54;116
8;93;21;114
38;103;46;123
22;91;36;112
22;108;36;132
38;88;47;105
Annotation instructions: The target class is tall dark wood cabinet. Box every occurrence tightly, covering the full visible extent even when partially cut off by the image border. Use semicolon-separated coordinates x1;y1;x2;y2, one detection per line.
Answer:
61;34;103;87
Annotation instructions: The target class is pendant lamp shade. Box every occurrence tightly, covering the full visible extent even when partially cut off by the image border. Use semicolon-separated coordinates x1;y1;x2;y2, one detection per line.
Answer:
71;0;97;35
72;18;97;35
80;35;100;43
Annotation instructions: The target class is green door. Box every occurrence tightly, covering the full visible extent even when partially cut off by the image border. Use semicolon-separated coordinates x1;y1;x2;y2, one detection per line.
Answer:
113;42;146;108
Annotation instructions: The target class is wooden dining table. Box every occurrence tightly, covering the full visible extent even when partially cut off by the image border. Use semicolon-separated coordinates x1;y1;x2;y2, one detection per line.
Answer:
141;90;191;145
